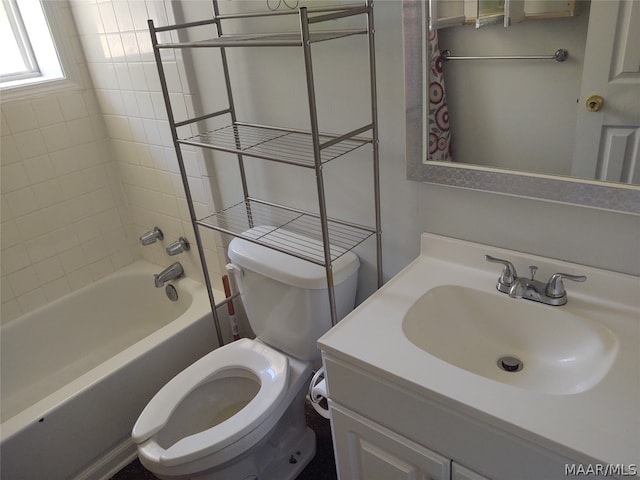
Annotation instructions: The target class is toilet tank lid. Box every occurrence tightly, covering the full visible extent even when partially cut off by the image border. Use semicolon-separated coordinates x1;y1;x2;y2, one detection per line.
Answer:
227;226;360;290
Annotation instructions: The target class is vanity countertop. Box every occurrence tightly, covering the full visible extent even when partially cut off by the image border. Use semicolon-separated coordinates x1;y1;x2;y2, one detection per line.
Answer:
319;233;640;470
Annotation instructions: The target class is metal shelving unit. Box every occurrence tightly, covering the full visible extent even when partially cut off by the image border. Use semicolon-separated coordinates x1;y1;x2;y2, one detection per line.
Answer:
149;0;382;346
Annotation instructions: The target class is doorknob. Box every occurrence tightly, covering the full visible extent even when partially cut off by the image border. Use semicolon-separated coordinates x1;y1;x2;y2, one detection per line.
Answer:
585;94;604;112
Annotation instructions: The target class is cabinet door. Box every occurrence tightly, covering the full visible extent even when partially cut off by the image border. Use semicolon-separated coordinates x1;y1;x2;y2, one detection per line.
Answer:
452;462;491;480
331;404;451;480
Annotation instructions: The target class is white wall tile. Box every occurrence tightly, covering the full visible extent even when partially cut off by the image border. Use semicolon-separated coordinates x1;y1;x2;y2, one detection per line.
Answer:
135;91;155;119
106;33;126;62
8;266;39;296
79;34;111;62
23;155;57;184
16;288;47;313
24;235;57;264
1;220;22;250
32;97;65;127
0;136;20;165
129;1;149;30
41;123;73;152
32;178;66;207
98;2;119;33
5;188;39;217
43;277;71;302
70;2;104;35
120;90;140;117
33;257;65;284
2;102;39;133
121;32;141;61
1;163;31;193
58;92;89;121
112;1;134;31
13;130;48;159
1;244;31;275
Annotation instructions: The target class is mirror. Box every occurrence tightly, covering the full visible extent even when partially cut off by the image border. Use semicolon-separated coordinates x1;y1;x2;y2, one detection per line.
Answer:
402;0;640;214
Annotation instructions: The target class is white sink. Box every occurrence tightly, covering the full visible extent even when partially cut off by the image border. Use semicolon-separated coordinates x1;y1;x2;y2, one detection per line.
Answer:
402;285;619;395
319;233;640;469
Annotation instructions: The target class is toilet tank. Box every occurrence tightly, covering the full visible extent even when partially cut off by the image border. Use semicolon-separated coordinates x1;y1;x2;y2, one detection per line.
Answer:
227;228;360;364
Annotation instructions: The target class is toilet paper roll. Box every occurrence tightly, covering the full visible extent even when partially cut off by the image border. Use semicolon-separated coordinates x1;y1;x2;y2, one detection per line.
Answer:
309;371;330;419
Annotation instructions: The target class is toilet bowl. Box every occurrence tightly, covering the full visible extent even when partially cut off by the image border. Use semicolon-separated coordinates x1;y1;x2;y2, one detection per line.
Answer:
132;228;359;479
133;339;314;479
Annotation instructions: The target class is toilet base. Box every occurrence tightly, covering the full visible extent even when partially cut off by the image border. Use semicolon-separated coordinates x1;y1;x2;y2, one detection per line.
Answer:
150;389;317;480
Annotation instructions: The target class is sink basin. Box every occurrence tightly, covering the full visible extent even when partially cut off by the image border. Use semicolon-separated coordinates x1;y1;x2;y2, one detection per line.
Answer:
402;285;619;395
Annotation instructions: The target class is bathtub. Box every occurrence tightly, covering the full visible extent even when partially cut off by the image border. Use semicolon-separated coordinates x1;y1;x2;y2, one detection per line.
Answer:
0;260;225;480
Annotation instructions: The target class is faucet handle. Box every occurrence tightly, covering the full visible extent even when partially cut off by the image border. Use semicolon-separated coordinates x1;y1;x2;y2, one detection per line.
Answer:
485;255;518;291
140;226;163;246
545;272;587;298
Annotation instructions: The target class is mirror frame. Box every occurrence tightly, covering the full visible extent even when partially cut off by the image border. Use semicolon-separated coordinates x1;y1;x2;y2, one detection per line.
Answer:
402;0;640;215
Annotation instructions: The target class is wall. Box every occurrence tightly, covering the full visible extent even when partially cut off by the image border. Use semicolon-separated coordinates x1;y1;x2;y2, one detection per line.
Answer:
438;10;590;175
67;0;226;289
1;0;227;325
177;0;639;305
7;0;630;322
1;1;135;324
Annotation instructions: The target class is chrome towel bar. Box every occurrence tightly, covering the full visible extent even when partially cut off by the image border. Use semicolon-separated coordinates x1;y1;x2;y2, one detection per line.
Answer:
441;48;568;62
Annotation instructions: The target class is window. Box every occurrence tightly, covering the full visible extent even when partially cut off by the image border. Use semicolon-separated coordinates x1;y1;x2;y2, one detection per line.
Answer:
1;0;79;98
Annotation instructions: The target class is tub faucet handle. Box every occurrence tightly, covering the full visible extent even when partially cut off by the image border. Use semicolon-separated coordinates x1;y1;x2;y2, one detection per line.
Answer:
140;227;163;246
166;237;190;256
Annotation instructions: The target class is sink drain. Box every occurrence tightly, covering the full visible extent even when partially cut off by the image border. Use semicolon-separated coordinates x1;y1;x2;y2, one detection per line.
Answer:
497;356;523;372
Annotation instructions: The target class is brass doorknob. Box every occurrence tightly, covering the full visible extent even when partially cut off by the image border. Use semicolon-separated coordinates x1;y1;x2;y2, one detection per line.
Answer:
586;95;604;112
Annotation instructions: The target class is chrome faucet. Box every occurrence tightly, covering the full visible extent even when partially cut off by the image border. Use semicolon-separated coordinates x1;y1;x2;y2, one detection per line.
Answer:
140;227;163;246
486;255;586;306
154;262;184;288
166;237;190;256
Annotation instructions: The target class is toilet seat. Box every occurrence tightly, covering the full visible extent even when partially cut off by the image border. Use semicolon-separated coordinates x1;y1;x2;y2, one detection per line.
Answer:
132;338;289;467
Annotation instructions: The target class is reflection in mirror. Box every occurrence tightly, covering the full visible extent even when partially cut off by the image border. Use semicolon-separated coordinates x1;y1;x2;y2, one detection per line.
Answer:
403;0;640;214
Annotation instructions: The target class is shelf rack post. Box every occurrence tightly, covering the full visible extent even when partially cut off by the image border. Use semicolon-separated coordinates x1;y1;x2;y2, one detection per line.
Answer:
299;6;339;326
148;19;224;347
366;0;383;288
211;0;253;228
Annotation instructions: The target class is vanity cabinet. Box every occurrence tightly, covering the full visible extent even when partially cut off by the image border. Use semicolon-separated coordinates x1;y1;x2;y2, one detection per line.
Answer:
331;402;490;480
331;403;452;480
452;464;491;480
322;354;613;480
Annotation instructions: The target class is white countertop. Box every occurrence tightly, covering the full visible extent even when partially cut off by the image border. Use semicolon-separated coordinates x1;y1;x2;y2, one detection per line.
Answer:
319;233;640;469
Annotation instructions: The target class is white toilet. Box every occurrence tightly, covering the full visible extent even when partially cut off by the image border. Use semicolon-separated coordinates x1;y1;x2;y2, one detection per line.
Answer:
132;228;359;480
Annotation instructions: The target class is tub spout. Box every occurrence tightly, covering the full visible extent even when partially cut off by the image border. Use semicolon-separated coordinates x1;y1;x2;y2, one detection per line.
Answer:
154;262;184;288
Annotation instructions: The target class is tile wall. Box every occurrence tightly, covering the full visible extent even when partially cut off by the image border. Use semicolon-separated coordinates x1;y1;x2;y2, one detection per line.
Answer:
1;0;225;324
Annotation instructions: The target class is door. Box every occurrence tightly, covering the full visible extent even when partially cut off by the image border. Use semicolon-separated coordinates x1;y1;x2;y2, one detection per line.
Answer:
572;0;640;183
331;404;451;480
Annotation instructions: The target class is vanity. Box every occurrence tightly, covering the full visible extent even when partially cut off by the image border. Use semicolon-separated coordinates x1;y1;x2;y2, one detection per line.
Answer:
318;234;639;480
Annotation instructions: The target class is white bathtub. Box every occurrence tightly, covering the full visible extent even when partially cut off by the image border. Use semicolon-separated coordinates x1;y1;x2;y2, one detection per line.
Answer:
0;260;224;480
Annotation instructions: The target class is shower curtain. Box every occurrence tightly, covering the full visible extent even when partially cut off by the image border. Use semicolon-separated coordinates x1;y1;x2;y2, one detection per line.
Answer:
428;29;453;162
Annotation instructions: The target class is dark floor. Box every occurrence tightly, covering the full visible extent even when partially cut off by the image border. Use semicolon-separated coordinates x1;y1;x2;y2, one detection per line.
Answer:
111;400;337;480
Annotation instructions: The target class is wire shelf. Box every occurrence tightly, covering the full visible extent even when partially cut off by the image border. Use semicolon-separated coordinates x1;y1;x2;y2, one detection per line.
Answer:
157;29;367;48
179;123;370;167
197;199;375;264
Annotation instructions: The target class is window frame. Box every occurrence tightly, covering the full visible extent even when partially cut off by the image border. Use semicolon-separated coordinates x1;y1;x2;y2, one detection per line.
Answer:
1;0;81;102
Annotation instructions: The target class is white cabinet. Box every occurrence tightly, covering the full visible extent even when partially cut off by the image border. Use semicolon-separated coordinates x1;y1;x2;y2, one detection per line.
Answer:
452;463;491;480
331;404;452;480
322;355;588;480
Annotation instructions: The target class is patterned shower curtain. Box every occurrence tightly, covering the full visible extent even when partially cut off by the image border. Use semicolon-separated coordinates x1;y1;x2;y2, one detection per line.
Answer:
428;29;453;162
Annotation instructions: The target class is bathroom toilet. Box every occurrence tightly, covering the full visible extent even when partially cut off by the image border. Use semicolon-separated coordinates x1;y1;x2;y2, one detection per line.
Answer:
132;227;360;479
